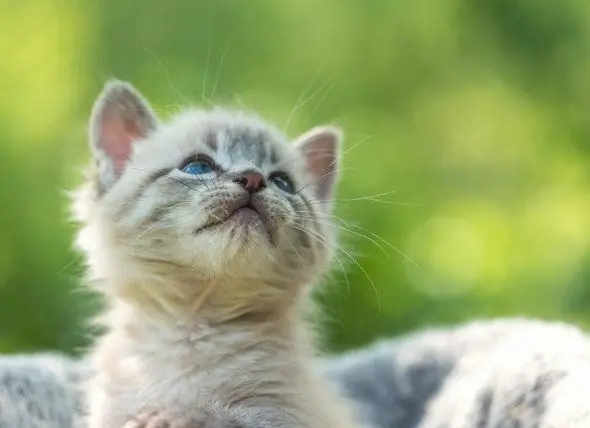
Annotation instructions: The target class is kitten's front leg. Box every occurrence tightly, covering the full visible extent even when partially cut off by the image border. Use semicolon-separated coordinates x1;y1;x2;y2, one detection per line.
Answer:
123;409;244;428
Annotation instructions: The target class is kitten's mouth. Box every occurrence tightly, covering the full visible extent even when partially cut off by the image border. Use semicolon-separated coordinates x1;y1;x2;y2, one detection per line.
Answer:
195;197;272;239
231;203;261;222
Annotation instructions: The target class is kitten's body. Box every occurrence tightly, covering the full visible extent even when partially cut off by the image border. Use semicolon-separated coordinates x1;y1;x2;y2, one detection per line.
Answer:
77;81;365;427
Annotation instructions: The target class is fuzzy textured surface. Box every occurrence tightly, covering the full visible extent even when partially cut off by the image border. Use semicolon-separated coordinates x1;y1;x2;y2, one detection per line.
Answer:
0;353;85;428
2;318;590;427
324;318;590;428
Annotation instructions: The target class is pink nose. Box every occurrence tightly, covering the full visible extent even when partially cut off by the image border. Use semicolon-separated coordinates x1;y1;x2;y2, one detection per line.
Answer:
233;171;266;193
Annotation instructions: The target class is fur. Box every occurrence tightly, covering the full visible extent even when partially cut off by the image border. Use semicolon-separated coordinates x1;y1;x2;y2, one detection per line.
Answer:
0;353;86;428
4;318;590;427
75;80;366;428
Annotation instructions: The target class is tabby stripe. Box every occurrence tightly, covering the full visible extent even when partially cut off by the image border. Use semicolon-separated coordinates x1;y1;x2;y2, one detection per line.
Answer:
120;167;173;216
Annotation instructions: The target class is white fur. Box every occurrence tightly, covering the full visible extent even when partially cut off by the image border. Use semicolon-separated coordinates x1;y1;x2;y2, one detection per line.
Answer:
76;81;366;428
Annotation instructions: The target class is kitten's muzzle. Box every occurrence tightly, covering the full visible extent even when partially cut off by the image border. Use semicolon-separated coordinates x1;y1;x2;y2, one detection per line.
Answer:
195;192;272;235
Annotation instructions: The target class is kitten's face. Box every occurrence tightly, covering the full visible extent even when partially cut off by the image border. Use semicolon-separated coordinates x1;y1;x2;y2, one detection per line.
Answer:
76;81;341;302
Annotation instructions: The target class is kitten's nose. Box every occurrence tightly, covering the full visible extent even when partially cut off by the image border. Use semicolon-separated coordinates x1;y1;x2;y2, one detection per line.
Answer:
233;171;266;193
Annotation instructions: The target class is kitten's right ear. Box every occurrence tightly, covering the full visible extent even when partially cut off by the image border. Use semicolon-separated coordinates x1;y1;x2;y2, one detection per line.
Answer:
89;79;159;188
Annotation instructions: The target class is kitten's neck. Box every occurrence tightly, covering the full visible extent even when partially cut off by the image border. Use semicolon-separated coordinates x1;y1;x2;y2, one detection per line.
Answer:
100;275;313;357
103;269;305;324
97;295;316;382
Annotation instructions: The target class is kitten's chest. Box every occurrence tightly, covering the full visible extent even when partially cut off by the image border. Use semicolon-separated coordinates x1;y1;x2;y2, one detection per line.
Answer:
92;322;297;423
110;343;268;407
116;352;219;405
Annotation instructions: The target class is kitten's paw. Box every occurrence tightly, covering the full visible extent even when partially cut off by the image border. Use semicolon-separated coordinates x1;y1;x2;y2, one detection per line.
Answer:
124;409;240;428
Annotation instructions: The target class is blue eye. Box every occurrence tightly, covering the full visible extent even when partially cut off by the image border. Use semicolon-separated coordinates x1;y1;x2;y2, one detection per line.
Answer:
270;172;295;194
181;157;215;175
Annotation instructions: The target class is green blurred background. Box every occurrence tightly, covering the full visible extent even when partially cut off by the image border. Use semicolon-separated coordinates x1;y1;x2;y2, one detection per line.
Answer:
2;0;590;356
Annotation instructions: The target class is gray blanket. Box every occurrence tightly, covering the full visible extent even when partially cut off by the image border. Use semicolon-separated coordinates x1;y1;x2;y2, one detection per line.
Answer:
2;318;590;428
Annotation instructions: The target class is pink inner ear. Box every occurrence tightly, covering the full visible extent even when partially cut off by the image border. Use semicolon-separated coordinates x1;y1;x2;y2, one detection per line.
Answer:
100;116;142;173
307;145;337;201
296;128;340;202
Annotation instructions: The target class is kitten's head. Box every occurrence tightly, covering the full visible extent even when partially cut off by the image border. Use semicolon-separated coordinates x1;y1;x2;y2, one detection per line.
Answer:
74;80;341;319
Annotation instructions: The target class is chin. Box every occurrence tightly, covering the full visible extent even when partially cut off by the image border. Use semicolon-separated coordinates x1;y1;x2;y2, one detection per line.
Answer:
186;221;277;278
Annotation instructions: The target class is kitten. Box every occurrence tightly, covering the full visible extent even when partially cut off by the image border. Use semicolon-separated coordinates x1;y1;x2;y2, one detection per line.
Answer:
74;80;367;428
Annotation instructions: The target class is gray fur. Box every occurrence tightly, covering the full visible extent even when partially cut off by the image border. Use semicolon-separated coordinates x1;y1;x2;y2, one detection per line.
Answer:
0;354;84;428
3;318;590;427
325;318;590;428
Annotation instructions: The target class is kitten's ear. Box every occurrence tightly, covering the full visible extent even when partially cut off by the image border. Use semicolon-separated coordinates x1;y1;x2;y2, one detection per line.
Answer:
89;79;159;187
294;126;342;205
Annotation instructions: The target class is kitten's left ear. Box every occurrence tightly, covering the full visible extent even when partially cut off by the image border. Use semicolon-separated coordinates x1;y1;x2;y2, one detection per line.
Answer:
89;79;159;188
294;126;342;205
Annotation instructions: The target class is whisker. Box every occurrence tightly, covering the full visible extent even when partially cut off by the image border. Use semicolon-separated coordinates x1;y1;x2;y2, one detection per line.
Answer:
304;191;422;208
56;254;83;277
341;134;372;159
345;222;418;267
279;225;308;265
135;221;160;241
305;218;390;260
304;79;337;127
271;130;364;172
202;38;212;101
314;214;416;267
329;239;380;310
294;209;418;267
290;222;351;295
295;166;353;195
232;95;248;109
292;221;379;308
211;43;229;100
283;67;325;132
291;71;338;123
142;46;189;107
